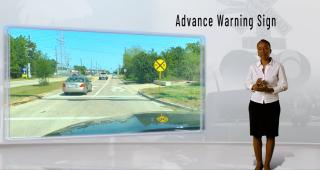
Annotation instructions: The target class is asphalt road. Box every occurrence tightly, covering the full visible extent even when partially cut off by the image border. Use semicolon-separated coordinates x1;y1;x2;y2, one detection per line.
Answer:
9;77;172;138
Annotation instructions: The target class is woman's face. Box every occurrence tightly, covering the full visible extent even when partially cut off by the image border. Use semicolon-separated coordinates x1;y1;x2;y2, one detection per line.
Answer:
257;42;271;60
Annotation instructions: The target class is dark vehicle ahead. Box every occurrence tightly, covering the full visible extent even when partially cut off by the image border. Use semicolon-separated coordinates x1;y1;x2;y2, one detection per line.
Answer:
63;75;93;95
45;112;201;137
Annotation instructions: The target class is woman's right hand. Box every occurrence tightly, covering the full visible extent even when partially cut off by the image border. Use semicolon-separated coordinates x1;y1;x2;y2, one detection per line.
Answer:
252;84;265;91
252;78;268;91
252;84;259;91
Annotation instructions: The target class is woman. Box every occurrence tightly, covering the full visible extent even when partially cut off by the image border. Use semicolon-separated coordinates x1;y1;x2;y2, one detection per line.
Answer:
245;39;288;170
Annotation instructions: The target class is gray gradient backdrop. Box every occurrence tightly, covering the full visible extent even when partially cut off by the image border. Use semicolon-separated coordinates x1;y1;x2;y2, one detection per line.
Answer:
0;0;319;144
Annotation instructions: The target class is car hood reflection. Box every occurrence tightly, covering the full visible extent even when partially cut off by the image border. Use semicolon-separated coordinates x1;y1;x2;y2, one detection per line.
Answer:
45;112;201;137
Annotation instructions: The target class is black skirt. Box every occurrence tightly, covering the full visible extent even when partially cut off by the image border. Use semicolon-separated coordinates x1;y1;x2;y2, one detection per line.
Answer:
248;100;281;137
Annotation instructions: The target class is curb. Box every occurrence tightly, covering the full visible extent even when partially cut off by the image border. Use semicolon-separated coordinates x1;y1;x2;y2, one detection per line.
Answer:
138;91;195;111
11;95;43;106
11;88;62;106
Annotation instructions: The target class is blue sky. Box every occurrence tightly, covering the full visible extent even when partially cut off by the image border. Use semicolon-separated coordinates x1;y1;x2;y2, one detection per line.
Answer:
8;27;201;72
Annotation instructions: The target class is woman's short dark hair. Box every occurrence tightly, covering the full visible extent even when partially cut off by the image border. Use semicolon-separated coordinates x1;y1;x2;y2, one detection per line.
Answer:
257;39;271;48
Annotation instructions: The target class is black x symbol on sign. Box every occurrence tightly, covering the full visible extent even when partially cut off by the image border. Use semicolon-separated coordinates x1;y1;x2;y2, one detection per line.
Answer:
154;59;166;72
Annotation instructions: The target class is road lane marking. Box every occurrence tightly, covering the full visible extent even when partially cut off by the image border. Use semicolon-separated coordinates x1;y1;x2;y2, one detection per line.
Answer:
94;79;110;96
111;86;125;92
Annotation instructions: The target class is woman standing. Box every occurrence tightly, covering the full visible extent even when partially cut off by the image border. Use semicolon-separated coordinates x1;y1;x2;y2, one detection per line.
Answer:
246;39;288;170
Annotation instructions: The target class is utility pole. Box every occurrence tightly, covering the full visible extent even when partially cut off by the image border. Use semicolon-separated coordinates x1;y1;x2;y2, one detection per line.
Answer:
91;56;93;75
65;52;70;69
55;46;58;75
57;31;65;74
27;35;32;79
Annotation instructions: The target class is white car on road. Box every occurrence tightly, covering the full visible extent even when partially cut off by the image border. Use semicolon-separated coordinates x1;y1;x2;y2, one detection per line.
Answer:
63;75;93;95
99;72;108;80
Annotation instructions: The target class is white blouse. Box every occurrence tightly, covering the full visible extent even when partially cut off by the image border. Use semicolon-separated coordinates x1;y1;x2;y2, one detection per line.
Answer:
245;59;288;104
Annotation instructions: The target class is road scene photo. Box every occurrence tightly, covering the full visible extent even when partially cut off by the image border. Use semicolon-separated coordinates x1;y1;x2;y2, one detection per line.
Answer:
8;27;204;138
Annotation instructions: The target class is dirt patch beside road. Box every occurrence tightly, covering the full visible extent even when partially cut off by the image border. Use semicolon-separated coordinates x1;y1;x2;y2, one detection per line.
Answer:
124;82;162;92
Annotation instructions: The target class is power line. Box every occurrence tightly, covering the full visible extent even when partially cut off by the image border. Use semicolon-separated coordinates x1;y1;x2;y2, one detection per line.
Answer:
57;31;66;75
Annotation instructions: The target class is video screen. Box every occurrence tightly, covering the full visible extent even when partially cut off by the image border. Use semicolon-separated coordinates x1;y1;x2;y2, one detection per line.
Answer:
7;27;204;138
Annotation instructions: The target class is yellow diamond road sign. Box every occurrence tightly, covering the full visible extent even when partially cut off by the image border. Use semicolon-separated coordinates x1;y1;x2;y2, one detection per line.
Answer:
154;59;166;72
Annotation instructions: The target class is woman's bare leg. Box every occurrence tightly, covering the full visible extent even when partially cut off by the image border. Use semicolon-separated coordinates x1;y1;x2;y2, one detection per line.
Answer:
253;136;263;170
264;136;275;170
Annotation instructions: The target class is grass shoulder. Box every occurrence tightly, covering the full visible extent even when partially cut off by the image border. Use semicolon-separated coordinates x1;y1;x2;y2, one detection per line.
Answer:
10;81;64;105
140;83;202;110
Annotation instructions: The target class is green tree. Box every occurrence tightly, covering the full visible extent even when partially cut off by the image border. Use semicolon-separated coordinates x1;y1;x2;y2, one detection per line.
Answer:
34;56;56;85
182;42;201;81
132;51;157;83
74;65;87;75
181;52;200;80
123;47;145;80
9;35;56;80
186;42;201;54
10;36;29;78
122;42;201;82
161;47;185;79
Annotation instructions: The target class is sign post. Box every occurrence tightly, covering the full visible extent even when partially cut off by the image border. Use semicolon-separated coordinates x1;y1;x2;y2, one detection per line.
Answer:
27;63;32;78
153;59;169;124
21;67;27;79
